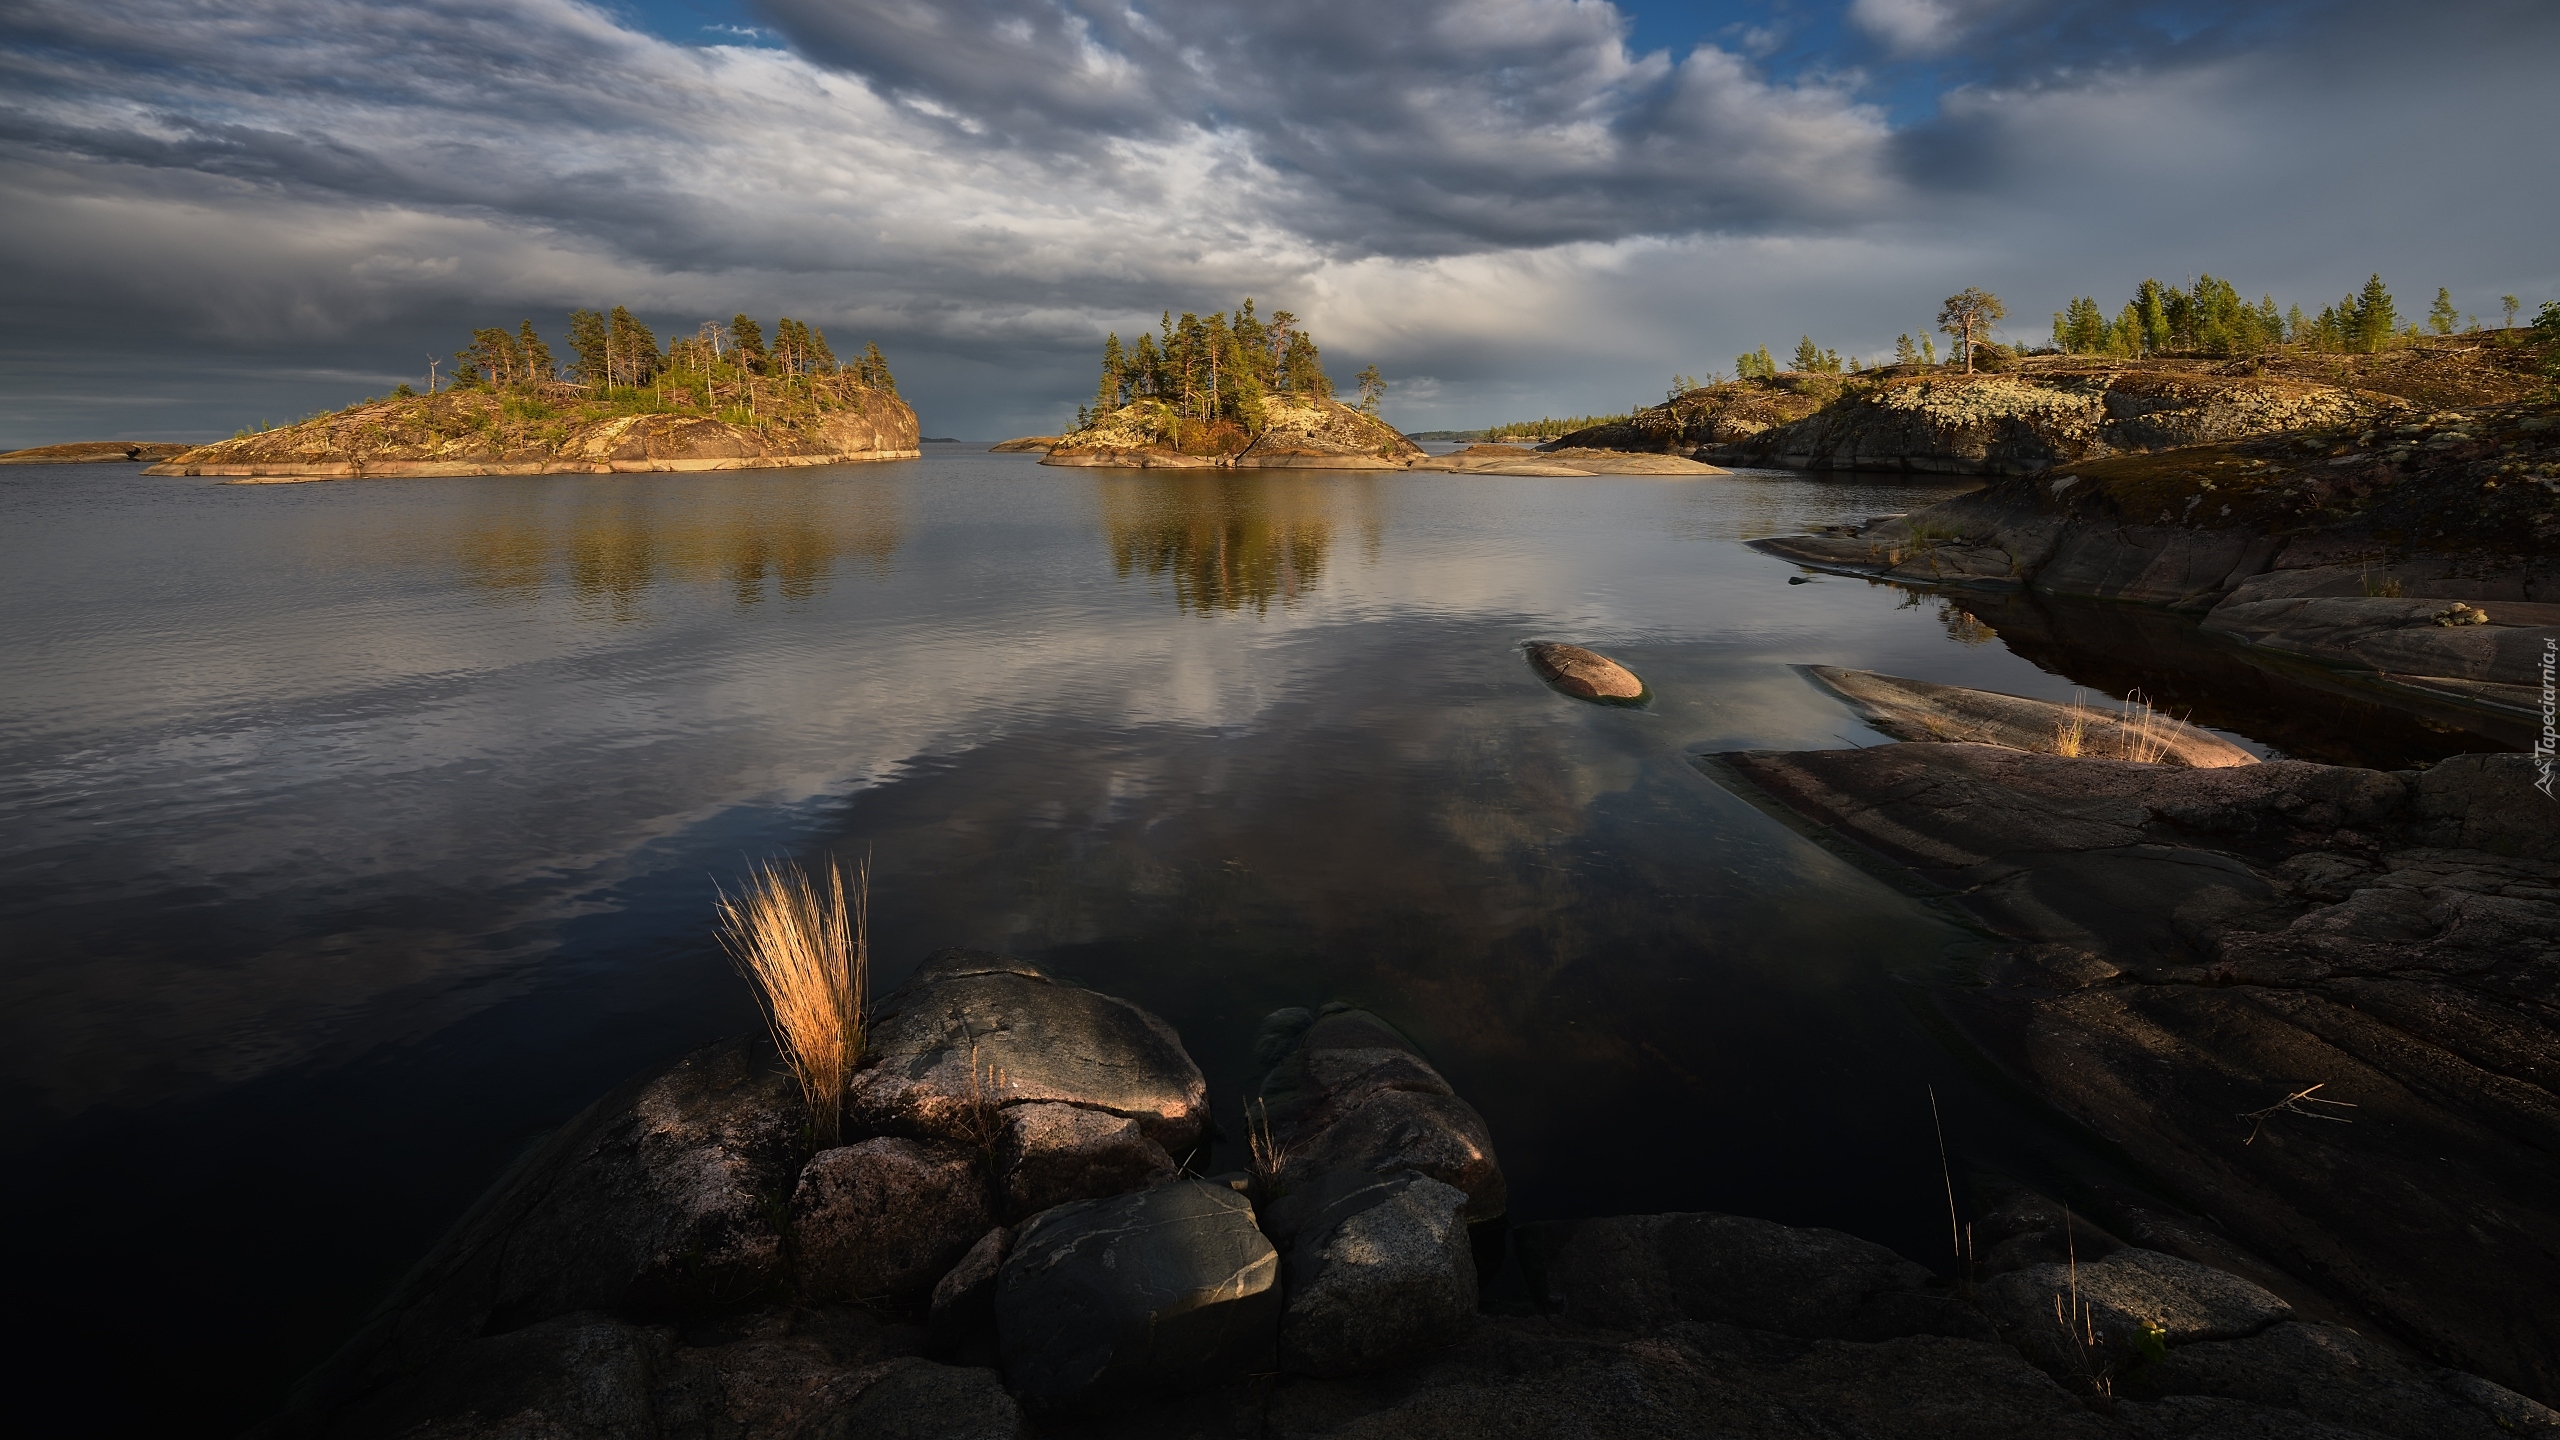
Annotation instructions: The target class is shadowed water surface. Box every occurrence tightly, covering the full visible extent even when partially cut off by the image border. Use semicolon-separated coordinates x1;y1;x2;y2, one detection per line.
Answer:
3;451;2324;1429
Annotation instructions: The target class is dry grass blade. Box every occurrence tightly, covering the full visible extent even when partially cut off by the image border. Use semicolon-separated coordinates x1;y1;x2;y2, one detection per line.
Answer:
2240;1082;2357;1145
717;853;868;1149
1246;1098;1289;1196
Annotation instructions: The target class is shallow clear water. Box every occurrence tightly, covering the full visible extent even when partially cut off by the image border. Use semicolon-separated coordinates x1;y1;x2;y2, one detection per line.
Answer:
5;451;2237;1427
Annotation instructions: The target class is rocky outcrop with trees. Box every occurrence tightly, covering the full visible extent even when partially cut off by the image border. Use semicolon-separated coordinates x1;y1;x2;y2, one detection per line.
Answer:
1042;301;1425;469
147;307;919;480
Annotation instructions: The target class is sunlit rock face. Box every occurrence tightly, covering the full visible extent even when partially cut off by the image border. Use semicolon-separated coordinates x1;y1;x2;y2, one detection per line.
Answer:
1043;396;1421;470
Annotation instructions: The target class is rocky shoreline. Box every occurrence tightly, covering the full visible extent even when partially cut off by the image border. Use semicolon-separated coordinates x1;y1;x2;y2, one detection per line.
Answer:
138;386;922;482
258;908;2558;1436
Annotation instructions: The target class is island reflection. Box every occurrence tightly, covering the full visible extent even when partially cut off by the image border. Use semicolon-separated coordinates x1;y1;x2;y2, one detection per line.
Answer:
449;472;903;618
1096;472;1377;616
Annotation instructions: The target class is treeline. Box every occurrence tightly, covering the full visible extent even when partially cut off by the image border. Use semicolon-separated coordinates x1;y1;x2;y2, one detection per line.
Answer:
1086;300;1379;428
1700;275;2544;388
448;307;895;392
2051;274;2528;358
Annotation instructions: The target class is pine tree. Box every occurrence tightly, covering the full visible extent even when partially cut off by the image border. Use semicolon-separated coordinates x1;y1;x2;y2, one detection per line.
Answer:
1895;334;1918;365
567;309;610;387
1937;288;2006;372
730;315;767;373
1095;333;1126;413
862;343;894;393
1792;336;1824;372
1355;363;1385;416
2286;304;2307;342
807;325;840;372
2353;275;2397;353
2503;295;2522;330
2132;280;2171;356
2428;287;2458;336
606;306;660;386
517;321;555;383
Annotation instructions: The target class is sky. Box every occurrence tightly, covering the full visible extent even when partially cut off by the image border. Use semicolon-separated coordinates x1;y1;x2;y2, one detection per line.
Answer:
1;0;2553;443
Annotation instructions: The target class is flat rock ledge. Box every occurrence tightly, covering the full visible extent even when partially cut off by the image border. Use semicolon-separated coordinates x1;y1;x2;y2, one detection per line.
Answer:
1706;742;2560;1405
255;951;2556;1437
1804;665;2259;768
0;440;192;464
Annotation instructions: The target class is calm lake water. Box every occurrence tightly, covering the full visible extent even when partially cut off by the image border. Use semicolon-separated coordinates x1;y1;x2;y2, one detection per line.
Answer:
5;449;2313;1428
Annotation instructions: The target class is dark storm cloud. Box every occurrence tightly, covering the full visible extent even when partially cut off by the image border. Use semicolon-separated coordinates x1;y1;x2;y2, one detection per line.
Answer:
752;0;1896;254
0;0;2552;443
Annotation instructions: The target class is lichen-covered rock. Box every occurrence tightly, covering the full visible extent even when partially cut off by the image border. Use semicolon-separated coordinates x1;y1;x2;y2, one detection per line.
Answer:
995;1180;1281;1412
993;1101;1175;1222
790;1137;992;1301
1265;1171;1476;1376
847;950;1209;1154
1706;368;2379;476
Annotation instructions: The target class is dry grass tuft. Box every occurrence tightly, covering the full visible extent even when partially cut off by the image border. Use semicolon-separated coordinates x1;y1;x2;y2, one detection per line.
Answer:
2113;689;2190;764
718;854;867;1149
2052;690;2093;758
953;1040;1013;1166
1246;1098;1289;1197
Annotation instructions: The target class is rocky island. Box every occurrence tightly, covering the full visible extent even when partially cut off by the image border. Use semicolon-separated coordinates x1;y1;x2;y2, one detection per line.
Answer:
145;309;919;481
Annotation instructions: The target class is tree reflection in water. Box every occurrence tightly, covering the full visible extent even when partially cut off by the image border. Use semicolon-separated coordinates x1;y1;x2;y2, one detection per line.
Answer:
1097;472;1370;616
449;472;903;619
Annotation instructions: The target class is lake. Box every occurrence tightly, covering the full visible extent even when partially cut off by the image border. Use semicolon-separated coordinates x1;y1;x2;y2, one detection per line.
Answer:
5;449;2286;1429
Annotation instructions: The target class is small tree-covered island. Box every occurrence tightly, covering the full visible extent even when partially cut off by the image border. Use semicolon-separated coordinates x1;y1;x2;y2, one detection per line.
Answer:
1038;300;1425;469
146;308;919;480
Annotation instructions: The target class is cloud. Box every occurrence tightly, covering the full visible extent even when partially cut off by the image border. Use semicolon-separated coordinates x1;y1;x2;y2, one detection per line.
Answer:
0;0;2553;443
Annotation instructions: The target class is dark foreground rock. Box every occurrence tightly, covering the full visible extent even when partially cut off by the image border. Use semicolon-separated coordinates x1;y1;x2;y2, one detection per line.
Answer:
275;1038;804;1425
996;1178;1281;1412
1264;1170;1476;1376
792;1136;992;1302
1706;743;2560;1403
849;949;1209;1156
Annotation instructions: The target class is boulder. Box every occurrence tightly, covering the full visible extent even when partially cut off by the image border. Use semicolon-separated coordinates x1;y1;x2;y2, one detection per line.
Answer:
1519;1210;1994;1342
847;949;1209;1155
1253;1005;1506;1223
929;1228;1011;1363
995;1179;1281;1412
281;1039;804;1420
993;1101;1176;1221
791;1137;993;1302
1522;642;1647;705
1803;666;2259;768
2129;1318;2559;1440
1978;1247;2292;1385
1264;1170;1477;1376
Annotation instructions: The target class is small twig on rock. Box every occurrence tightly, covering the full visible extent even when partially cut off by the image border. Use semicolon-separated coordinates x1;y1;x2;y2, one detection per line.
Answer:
2240;1082;2356;1145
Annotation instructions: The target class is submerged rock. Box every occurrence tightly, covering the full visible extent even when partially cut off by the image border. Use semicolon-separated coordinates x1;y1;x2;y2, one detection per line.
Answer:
847;949;1209;1157
0;440;191;464
1523;641;1647;704
1803;665;2259;768
995;1179;1281;1411
790;1137;993;1302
